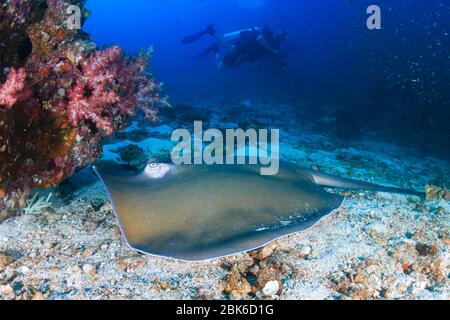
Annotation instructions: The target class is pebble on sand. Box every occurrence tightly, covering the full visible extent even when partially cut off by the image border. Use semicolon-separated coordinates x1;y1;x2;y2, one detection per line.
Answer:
298;245;312;257
262;280;280;297
82;264;96;276
0;252;14;271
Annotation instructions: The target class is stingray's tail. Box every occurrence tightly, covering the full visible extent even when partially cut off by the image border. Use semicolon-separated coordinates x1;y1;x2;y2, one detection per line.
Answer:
305;169;424;197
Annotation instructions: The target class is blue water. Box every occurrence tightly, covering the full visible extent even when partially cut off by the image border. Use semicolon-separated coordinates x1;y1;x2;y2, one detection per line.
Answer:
84;0;361;100
84;0;449;159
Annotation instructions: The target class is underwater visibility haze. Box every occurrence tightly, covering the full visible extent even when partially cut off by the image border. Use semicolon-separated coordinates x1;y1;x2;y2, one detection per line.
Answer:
0;0;449;300
84;0;450;159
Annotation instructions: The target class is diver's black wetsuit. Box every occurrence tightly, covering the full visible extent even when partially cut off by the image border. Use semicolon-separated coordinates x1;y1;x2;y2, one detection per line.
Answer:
183;26;286;70
222;29;270;67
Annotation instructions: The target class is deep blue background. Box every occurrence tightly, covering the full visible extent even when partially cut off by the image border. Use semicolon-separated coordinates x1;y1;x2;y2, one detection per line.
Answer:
84;0;373;102
84;0;449;158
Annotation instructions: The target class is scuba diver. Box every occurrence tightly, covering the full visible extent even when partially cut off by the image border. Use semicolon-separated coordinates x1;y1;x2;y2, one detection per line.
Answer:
182;25;287;71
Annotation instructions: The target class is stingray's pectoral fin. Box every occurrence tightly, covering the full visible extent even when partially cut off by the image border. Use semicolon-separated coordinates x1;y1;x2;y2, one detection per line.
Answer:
92;162;345;262
306;169;424;197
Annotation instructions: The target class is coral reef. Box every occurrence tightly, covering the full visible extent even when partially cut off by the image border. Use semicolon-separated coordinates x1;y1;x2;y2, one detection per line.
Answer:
66;46;159;136
116;144;148;170
0;68;33;109
0;0;163;219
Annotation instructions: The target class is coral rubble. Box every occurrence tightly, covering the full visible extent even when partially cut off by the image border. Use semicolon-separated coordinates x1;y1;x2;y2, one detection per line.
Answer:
0;0;163;219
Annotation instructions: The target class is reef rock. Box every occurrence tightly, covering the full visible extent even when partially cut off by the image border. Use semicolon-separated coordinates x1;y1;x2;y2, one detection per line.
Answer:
0;0;164;220
118;144;148;170
425;185;450;201
0;252;14;271
222;268;252;300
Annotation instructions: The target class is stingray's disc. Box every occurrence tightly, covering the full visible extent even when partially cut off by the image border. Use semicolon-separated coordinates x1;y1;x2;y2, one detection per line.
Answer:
94;162;343;261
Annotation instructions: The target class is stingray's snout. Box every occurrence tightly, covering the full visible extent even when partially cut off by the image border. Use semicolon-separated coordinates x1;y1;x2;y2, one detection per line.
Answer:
144;162;172;179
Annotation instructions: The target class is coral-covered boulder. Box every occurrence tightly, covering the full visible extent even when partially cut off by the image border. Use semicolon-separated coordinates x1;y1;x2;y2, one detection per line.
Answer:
0;0;165;219
117;144;148;171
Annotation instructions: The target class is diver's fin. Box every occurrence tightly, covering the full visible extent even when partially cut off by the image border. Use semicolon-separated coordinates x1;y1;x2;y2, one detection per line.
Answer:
182;25;216;44
304;169;424;197
190;43;219;60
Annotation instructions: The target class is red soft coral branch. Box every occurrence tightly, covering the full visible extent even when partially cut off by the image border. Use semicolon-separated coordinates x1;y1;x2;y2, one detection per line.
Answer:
0;68;33;109
66;46;160;136
66;47;123;135
0;1;164;215
67;79;119;136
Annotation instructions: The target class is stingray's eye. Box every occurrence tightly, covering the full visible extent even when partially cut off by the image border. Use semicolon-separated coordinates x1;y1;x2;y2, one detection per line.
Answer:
145;162;171;179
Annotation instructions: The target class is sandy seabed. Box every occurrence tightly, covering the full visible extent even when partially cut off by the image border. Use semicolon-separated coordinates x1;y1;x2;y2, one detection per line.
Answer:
0;102;449;300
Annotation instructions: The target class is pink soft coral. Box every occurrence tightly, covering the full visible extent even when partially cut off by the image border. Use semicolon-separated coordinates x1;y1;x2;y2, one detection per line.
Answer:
67;46;160;136
0;1;164;218
0;68;33;109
